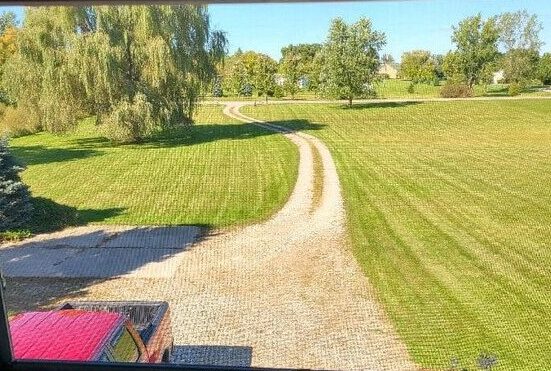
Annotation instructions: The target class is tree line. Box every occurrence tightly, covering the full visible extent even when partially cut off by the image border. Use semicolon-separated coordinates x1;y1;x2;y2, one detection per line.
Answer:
399;11;548;96
215;11;550;102
1;7;551;141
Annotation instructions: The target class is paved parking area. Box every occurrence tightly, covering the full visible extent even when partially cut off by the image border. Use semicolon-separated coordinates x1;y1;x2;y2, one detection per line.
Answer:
1;226;201;278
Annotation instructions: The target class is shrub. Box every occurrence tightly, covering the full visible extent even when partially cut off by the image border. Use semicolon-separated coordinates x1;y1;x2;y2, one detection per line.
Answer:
0;106;41;137
101;93;156;143
538;53;551;85
508;83;522;96
440;83;473;98
0;137;33;232
0;230;32;243
274;85;284;99
407;82;415;94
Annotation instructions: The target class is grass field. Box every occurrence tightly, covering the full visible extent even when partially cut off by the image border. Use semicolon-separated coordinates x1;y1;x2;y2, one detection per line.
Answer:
204;80;551;101
242;100;551;370
9;105;298;232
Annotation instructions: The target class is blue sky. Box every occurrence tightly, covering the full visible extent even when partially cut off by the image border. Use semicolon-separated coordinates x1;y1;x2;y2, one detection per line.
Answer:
2;1;551;60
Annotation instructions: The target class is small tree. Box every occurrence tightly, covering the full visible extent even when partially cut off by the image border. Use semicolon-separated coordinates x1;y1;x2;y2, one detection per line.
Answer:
280;51;301;99
254;54;277;102
0;138;33;232
319;17;386;106
537;53;551;85
0;11;17;66
381;53;394;65
400;50;438;92
0;11;18;107
0;11;16;34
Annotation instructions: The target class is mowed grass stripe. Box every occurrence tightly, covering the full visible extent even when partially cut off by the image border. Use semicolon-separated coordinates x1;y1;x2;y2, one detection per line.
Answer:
242;100;551;370
10;104;299;230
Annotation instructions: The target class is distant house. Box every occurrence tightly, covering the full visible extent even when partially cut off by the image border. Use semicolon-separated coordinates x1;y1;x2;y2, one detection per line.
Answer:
274;74;309;89
298;76;309;89
378;63;398;79
492;70;505;84
274;74;286;86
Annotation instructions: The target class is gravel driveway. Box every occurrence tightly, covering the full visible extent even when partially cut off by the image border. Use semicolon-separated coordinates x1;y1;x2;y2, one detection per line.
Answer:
2;102;415;370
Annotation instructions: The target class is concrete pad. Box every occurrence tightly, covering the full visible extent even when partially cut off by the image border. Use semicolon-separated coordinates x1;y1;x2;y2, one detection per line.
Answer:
1;246;189;278
103;226;201;249
3;228;111;249
0;225;202;278
53;248;188;278
0;247;83;277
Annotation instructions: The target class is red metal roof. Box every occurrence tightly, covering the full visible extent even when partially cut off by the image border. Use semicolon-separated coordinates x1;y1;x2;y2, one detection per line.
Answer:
10;309;125;361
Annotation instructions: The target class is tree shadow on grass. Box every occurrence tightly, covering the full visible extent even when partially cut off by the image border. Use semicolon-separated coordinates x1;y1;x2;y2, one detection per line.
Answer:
69;136;111;148
14;120;325;154
339;101;423;110
482;85;509;97
11;145;104;166
27;197;125;234
138;120;324;149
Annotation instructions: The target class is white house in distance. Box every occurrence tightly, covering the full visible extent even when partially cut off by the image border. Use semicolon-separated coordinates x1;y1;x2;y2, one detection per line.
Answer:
274;74;309;89
378;63;399;79
298;76;309;89
492;70;505;84
274;74;286;86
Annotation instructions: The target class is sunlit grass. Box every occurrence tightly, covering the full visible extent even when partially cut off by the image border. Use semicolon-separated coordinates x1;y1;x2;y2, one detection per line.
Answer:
242;99;551;370
9;105;298;230
203;80;551;101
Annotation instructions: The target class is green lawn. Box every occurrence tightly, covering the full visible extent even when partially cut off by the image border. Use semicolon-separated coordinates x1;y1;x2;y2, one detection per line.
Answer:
242;100;551;370
203;80;551;101
10;104;298;232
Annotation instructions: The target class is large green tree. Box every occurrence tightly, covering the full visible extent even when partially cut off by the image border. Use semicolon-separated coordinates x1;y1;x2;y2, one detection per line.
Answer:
221;50;277;98
253;53;277;102
221;52;250;96
497;10;542;85
319;18;385;106
279;43;322;97
2;6;226;142
443;14;499;87
279;50;301;98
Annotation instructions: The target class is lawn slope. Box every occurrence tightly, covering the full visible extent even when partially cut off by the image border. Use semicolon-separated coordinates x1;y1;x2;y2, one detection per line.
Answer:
10;105;298;230
242;100;551;370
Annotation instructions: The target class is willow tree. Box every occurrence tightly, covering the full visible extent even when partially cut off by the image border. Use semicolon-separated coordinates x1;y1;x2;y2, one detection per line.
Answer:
2;6;226;142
